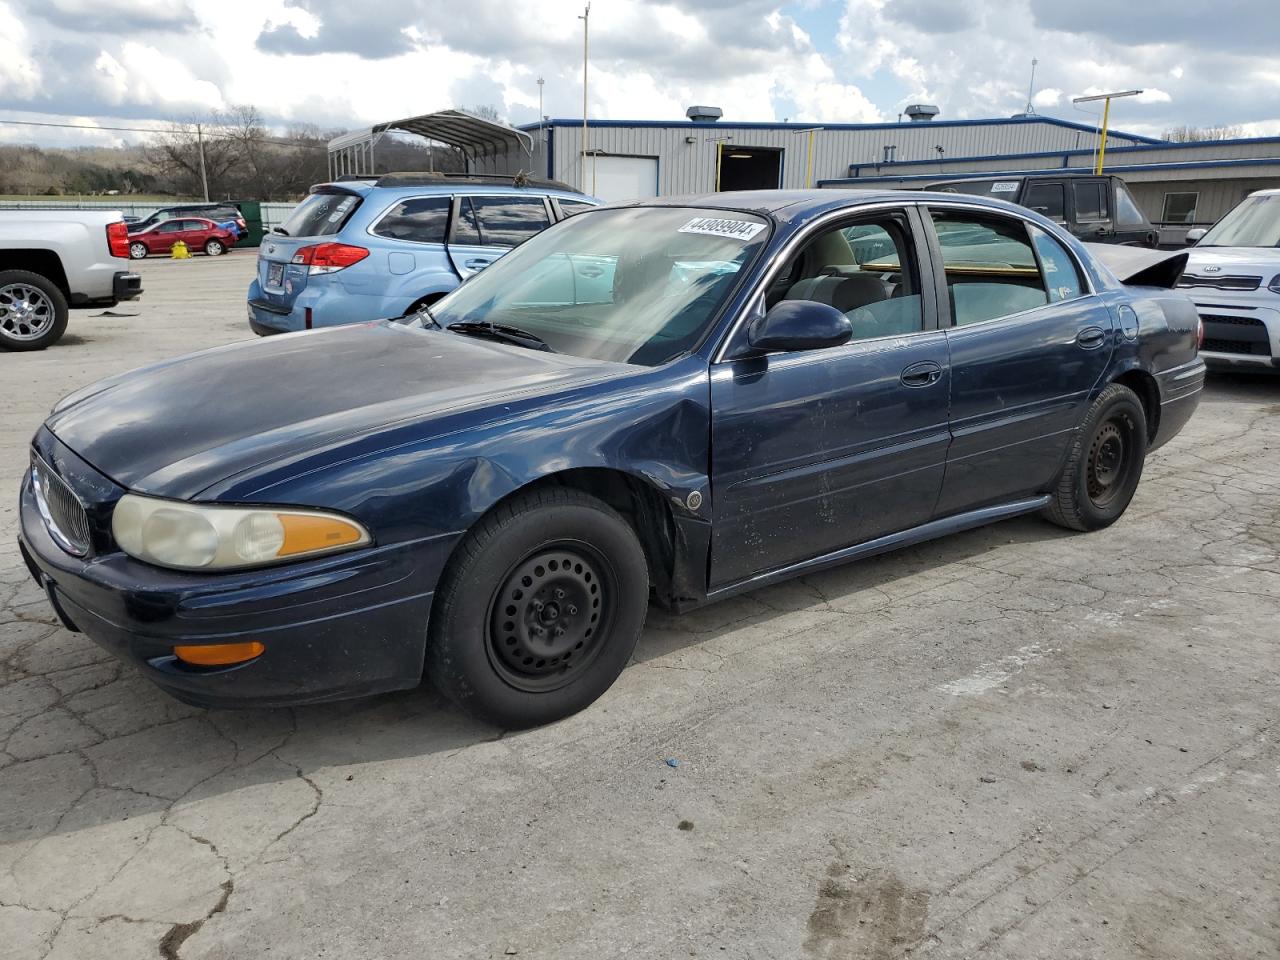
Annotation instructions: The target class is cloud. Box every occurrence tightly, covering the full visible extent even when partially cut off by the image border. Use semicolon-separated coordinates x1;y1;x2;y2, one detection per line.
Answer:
18;0;196;34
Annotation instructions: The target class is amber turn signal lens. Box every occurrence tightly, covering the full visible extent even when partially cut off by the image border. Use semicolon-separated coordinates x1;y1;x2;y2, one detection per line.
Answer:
277;514;365;557
174;641;265;666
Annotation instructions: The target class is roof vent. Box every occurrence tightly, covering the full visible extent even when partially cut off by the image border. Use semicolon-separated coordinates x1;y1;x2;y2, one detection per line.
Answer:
904;104;940;123
686;105;723;123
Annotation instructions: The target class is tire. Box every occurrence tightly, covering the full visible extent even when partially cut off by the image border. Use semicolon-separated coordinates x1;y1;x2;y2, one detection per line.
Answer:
427;487;650;728
0;270;69;351
129;242;148;260
1044;383;1147;532
204;239;225;257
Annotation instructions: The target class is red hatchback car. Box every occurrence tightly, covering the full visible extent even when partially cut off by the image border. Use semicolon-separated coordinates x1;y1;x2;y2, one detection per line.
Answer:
127;218;237;259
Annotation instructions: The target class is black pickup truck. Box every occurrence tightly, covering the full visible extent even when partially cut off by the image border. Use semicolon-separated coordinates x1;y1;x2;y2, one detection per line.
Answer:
927;174;1158;247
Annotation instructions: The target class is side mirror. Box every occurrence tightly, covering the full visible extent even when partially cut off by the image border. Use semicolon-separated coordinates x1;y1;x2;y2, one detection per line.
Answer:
1185;227;1207;245
747;299;853;353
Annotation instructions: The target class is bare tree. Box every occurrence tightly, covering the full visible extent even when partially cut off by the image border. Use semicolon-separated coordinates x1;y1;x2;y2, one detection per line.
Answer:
1162;124;1244;143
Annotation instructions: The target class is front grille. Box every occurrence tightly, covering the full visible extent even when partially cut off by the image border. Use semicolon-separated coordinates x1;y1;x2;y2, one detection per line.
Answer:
1178;274;1262;292
31;455;91;556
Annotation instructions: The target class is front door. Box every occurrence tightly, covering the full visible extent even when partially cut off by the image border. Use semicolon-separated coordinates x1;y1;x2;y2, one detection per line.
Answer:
1070;179;1115;242
446;195;552;280
925;206;1115;516
151;220;184;253
709;206;951;588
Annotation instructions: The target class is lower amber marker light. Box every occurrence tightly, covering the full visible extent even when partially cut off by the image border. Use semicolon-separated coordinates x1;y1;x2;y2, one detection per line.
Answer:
174;641;265;666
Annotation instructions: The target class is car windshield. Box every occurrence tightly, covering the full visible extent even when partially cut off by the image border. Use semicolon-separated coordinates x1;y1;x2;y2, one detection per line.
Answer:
1199;194;1280;248
424;206;769;366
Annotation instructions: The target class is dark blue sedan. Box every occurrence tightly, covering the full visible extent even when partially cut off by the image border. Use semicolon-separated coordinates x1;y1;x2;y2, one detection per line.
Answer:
18;191;1205;727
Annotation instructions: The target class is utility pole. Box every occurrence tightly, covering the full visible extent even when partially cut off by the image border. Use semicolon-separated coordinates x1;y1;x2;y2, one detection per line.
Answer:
1024;58;1038;115
196;123;210;201
579;4;591;193
1072;89;1142;174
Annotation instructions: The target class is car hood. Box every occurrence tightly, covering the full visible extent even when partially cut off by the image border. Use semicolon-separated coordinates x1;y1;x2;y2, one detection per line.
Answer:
46;322;626;500
1185;246;1280;276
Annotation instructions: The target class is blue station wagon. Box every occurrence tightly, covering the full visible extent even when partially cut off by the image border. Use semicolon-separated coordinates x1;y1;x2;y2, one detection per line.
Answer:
20;190;1204;728
246;174;597;335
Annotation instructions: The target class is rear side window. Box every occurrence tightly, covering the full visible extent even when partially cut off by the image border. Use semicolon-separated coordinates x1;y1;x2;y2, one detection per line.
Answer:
465;196;551;247
373;196;451;244
1113;183;1147;227
1074;182;1109;221
932;212;1048;326
279;192;362;238
1023;182;1065;220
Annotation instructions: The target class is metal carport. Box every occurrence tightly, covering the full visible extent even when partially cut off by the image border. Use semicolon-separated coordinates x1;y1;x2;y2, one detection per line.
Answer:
327;109;534;179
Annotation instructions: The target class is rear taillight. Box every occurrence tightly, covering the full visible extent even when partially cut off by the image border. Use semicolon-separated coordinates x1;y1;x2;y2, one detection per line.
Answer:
106;221;130;259
291;242;369;275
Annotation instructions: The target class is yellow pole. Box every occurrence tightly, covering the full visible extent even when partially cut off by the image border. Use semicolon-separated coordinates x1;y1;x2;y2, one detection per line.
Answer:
805;129;815;187
1095;96;1111;175
715;142;723;191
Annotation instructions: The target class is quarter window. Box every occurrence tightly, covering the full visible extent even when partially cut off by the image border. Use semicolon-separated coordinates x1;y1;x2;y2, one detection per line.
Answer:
1074;182;1109;221
465;196;551;247
1113;183;1147;227
372;196;451;244
932;212;1049;326
1028;226;1084;302
1161;192;1199;223
557;199;596;218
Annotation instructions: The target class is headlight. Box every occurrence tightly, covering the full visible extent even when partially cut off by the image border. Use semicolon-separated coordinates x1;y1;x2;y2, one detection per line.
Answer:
1268;274;1280;294
111;494;370;571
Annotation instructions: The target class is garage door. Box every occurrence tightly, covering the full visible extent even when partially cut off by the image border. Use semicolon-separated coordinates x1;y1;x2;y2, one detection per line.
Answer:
588;156;658;202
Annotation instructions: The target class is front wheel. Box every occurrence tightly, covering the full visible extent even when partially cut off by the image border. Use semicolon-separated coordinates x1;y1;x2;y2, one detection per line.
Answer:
1044;383;1147;531
204;239;225;256
129;242;148;259
427;487;649;728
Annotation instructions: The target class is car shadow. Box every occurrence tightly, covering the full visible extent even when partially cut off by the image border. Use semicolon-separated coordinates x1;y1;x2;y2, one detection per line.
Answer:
6;512;1074;844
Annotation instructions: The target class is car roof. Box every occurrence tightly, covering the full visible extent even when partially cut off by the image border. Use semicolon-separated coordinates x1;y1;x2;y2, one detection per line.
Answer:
619;188;1035;225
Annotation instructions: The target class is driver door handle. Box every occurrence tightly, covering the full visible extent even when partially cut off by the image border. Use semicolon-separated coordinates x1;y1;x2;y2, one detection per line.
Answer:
900;360;943;387
464;258;494;270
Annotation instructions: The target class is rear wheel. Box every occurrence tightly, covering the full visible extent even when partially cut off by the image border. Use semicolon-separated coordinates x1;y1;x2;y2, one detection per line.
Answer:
426;487;649;728
204;239;226;256
129;242;148;260
0;271;69;351
1044;383;1147;531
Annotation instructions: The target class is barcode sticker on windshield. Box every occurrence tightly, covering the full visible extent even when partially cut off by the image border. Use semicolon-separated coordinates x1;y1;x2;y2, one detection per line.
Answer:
678;217;765;242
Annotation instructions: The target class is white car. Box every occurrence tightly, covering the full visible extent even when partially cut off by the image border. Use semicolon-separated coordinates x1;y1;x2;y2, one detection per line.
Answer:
1180;189;1280;372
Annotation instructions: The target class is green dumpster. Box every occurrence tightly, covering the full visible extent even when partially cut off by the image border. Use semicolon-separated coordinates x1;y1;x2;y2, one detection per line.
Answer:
233;200;265;248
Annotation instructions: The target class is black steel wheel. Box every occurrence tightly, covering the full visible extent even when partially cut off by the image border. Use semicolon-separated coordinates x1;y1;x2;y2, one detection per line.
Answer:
427;487;649;728
1045;382;1147;532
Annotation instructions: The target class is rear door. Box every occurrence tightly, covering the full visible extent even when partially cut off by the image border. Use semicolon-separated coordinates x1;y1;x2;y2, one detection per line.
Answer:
1070;179;1115;242
926;205;1114;516
446;195;553;279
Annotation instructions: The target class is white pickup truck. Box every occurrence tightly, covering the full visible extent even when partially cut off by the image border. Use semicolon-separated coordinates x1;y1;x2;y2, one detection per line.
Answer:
0;210;143;350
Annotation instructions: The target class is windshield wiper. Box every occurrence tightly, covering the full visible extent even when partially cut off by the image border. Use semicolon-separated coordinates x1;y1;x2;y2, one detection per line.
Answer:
446;321;555;352
271;226;290;236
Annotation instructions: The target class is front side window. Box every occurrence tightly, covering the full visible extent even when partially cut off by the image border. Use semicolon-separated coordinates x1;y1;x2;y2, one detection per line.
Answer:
1024;182;1065;220
765;213;924;341
158;221;184;233
1199;193;1280;248
468;196;552;247
373;196;450;244
1161;192;1199;224
1074;181;1109;221
424;206;768;366
931;212;1049;326
279;192;362;238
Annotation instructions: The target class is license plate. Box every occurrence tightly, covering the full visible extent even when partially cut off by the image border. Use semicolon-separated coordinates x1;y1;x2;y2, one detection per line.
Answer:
268;263;284;287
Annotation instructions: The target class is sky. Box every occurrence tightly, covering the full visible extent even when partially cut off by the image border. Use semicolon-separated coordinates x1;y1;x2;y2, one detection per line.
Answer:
1;0;1278;148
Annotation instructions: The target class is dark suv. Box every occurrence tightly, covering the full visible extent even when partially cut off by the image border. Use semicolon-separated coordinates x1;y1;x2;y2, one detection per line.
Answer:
127;203;247;239
928;174;1158;247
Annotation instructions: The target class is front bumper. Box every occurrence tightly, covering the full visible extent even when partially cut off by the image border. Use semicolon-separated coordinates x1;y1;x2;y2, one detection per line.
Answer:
18;464;443;709
1191;295;1280;372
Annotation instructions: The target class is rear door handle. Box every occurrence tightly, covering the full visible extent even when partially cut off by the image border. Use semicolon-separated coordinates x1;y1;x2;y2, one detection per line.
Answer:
464;258;494;270
1077;326;1107;349
900;360;943;387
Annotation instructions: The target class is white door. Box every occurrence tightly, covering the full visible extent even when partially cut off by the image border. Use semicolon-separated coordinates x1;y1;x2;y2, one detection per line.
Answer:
588;156;658;202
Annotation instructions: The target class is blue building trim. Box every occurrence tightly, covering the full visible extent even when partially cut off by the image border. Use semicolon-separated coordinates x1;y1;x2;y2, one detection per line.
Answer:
818;155;1280;187
516;114;1161;143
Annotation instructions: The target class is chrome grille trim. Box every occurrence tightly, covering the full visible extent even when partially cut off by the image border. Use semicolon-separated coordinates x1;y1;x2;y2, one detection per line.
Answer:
30;453;91;557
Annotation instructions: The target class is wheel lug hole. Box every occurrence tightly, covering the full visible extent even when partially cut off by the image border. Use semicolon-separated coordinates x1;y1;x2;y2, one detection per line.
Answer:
554;588;565;600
